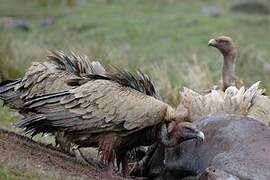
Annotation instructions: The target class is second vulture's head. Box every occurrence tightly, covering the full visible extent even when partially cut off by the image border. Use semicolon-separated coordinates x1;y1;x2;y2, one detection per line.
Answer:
160;121;205;147
208;36;237;57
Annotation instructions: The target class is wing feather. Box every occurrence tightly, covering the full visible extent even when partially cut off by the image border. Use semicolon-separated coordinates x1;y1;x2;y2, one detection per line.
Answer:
2;51;106;111
22;79;169;136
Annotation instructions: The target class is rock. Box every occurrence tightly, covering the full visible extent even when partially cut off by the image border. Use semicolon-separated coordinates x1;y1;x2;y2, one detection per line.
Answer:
230;0;270;15
40;17;55;28
201;6;223;17
0;16;29;31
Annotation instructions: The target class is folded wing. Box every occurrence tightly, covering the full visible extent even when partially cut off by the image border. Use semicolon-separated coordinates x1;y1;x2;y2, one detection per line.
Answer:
19;78;170;136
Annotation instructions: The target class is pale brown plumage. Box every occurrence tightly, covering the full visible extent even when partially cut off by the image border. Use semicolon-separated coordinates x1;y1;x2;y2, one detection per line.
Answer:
208;36;243;91
177;82;270;125
0;50;106;109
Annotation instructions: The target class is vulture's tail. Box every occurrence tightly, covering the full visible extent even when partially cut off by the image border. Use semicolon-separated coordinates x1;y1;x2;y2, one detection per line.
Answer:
15;114;48;137
0;79;23;109
16;90;70;137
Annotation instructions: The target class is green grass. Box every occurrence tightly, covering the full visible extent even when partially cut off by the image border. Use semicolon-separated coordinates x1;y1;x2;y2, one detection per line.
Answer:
0;104;15;128
0;0;269;179
0;165;51;180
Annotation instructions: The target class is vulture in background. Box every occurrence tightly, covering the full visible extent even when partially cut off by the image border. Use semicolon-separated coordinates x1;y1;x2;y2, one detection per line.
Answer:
208;36;243;91
177;36;269;124
0;51;205;175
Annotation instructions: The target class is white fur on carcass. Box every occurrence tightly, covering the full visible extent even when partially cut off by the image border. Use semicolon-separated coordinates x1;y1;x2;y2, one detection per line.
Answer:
178;81;270;124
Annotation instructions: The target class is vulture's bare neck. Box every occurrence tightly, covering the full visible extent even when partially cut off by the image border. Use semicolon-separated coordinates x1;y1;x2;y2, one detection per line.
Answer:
222;52;236;91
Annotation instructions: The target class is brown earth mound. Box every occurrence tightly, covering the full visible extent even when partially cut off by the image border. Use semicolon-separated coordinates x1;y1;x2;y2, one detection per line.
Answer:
0;128;129;180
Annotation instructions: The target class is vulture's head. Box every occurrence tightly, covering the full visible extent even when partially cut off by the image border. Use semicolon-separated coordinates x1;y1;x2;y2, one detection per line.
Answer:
208;36;237;56
160;121;205;147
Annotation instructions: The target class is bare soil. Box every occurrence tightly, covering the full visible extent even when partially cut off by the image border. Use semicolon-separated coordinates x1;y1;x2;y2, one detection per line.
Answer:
0;128;129;180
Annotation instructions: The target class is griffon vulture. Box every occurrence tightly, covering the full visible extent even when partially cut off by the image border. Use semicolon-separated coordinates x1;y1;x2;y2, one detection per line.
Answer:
0;51;205;175
208;36;243;91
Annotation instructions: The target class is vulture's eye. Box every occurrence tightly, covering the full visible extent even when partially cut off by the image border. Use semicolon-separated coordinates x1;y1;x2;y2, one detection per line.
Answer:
185;127;194;132
219;40;228;45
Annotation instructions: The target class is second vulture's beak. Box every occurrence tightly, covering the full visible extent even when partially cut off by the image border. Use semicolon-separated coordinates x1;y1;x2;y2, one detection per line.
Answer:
208;38;217;47
183;128;205;142
195;130;205;141
160;122;205;147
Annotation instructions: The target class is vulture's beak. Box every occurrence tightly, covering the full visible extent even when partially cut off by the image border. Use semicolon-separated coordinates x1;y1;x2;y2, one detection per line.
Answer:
159;122;205;147
183;127;205;142
208;38;217;47
195;130;205;141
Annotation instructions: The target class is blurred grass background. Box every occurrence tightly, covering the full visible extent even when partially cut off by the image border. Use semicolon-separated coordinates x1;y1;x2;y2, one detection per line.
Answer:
0;0;269;178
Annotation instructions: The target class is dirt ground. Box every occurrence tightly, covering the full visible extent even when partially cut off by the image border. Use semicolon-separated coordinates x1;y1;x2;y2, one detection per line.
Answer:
0;128;130;180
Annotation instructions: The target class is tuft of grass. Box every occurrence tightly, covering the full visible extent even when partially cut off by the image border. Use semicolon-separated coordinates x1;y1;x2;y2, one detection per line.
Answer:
237;46;270;92
0;165;51;180
0;103;15;128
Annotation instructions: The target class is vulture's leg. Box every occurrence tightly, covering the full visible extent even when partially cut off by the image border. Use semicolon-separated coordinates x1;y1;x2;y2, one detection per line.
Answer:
129;143;158;176
55;131;74;156
116;152;128;176
71;145;104;170
55;131;104;169
98;133;121;166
